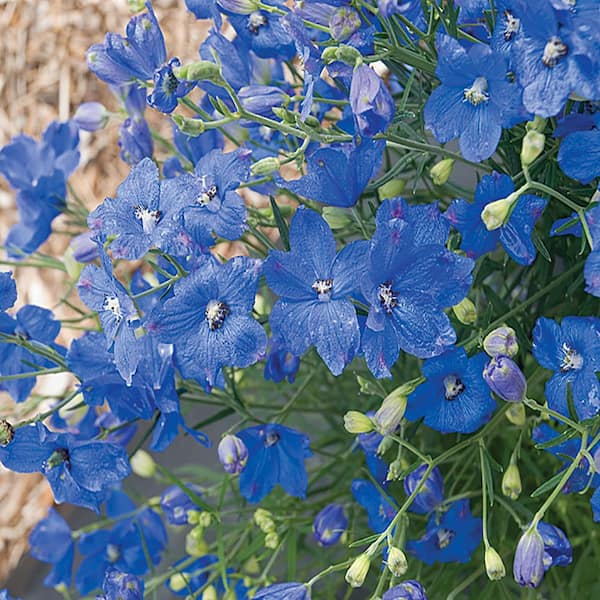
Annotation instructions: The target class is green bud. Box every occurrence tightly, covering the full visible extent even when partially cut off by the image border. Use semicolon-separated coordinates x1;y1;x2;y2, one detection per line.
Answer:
272;107;297;124
521;130;545;166
243;556;261;575
485;546;506;580
506;402;526;426
251;157;281;176
127;0;146;11
378;179;405;200
254;508;276;532
481;192;519;230
202;585;218;600
0;419;15;446
186;525;208;556
345;554;370;588
430;158;455;186
130;449;156;478
386;546;408;577
376;435;394;456
386;459;403;481
168;574;189;593
321;45;362;66
265;531;279;549
453;297;477;324
198;511;212;528
187;509;201;525
526;116;547;132
172;114;206;137
502;462;522;500
173;61;223;83
63;246;83;281
483;326;519;358
343;410;374;434
322;206;353;229
373;389;407;436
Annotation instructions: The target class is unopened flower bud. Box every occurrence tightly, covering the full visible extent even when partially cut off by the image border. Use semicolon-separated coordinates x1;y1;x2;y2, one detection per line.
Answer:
216;0;259;14
481;193;518;231
502;462;522;500
483;355;527;402
130;449;156;478
172;114;206;137
322;207;353;229
453;297;477;324
0;419;15;446
378;178;405;200
373;388;407;436
506;402;526;426
485;546;506;580
345;554;370;588
254;508;276;533
483;326;518;358
173;60;223;83
513;526;545;588
313;504;348;547
376;435;394;456
321;44;362;66
265;531;279;549
387;546;408;577
386;458;403;481
198;512;212;528
168;573;189;593
329;7;361;41
202;585;218;600
430;158;455;186
218;434;248;475
521;130;545;166
344;411;374;434
73;102;108;132
250;157;281;176
526;116;546;132
186;525;208;556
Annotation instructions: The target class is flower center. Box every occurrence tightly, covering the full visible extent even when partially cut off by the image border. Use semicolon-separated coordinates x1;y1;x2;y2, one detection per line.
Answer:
503;10;520;41
443;375;465;400
46;448;70;470
542;36;568;67
106;543;121;563
197;184;218;206
134;205;162;234
560;343;583;371
265;431;280;446
436;528;455;549
378;281;398;314
312;278;333;302
248;11;267;35
164;69;179;94
103;295;123;322
205;299;230;330
463;77;489;106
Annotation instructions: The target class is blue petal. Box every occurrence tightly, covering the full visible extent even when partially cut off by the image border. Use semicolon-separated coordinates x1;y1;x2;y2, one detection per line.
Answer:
558;129;600;184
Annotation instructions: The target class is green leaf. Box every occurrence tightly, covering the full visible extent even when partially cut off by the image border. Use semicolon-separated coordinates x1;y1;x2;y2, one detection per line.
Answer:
530;470;565;498
269;196;290;251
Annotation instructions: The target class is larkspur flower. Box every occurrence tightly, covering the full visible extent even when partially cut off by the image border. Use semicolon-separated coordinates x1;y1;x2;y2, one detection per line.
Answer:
97;569;144;600
263;207;366;375
148;256;267;390
513;526;545;588
532;316;600;419
403;464;444;514
351;479;397;533
557;113;600;184
407;499;482;564
160;483;204;525
228;11;295;60
446;172;548;266
236;423;312;503
382;581;428;600
538;521;572;571
264;338;301;384
406;348;496;433
254;582;311;600
349;64;395;136
483;354;527;402
313;503;348;546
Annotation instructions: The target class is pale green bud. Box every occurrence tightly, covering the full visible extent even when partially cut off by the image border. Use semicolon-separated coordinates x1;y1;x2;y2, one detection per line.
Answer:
481;192;519;231
344;410;374;434
502;462;522;500
521;130;545;166
386;546;408;577
322;206;353;229
453;297;477;325
128;0;146;11
430;158;455;186
378;179;405;200
321;45;362;66
485;546;506;580
198;512;212;528
168;574;189;593
172;114;206;137
345;554;370;588
483;326;519;358
505;402;526;426
526;116;547;132
63;246;83;281
265;531;279;549
251;157;281;176
373;389;407;436
202;585;218;600
386;458;403;481
186;526;208;556
173;61;223;83
254;508;276;532
376;435;394;456
130;449;156;478
187;509;202;525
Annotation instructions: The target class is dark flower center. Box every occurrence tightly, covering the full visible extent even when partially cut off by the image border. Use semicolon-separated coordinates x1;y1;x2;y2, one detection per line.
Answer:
542;37;568;67
443;375;465;400
312;278;333;301
265;431;280;446
378;281;398;314
436;528;455;549
134;205;162;234
248;12;268;35
503;10;520;41
560;343;583;371
205;300;230;330
47;448;70;470
164;70;179;94
197;183;218;206
103;295;123;322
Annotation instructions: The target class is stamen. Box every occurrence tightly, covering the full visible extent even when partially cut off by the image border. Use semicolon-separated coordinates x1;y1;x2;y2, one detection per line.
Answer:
103;295;123;322
205;299;230;330
443;375;465;401
542;37;568;67
197;184;218;206
463;77;489;106
560;343;583;371
378;281;398;314
248;11;267;35
134;205;162;234
312;278;333;301
503;10;520;41
436;528;455;549
265;431;280;446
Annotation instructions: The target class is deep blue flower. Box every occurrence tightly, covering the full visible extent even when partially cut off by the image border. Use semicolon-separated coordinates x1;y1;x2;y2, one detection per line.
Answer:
98;569;144;600
236;423;311;503
407;499;482;564
148;256;267;390
147;58;194;114
362;199;473;378
186;0;222;24
78;252;143;384
404;464;444;514
0;591;20;600
513;526;545;588
446;172;548;266
119;116;153;166
0;272;17;311
356;426;389;486
275;140;385;207
229;11;295;60
532;316;600;420
406;348;495;433
165;555;218;596
424;34;527;162
313;503;348;546
351;479;397;533
349;64;395;137
557;114;600;184
264;338;301;384
264;207;366;375
490;0;526;65
254;582;311;600
160;483;204;525
382;581;428;600
538;521;572;571
29;508;74;588
88;158;196;260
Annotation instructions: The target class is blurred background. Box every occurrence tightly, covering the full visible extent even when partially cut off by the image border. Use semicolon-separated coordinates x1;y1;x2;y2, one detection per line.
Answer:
0;0;211;593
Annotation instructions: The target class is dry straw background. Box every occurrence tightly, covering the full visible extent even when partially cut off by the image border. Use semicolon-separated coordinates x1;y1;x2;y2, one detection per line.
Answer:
0;0;210;581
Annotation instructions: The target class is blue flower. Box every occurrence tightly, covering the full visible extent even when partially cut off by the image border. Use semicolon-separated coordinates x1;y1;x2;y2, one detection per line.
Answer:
78;252;143;384
165;555;218;596
98;569;144;600
164;123;224;178
351;479;397;533
424;34;527;162
313;503;348;546
264;207;366;375
275;140;385;207
349;64;395;136
538;521;572;571
119;116;153;166
160;483;204;525
557;115;600;184
29;508;74;588
264;338;301;384
236;423;311;503
362;199;473;378
254;582;311;600
382;580;428;600
356;426;389;486
148;255;267;390
513;526;545;588
404;464;444;514
406;348;495;433
532;316;600;420
229;11;295;60
88;158;196;260
407;499;482;564
147;58;194;114
446;172;548;266
0;591;20;600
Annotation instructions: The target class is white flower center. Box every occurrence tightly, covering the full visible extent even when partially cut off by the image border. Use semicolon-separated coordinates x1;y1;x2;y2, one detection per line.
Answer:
560;343;583;371
312;278;333;302
443;375;465;400
134;205;161;234
378;281;398;314
205;299;230;330
464;77;489;106
542;37;568;67
103;295;123;321
248;11;267;34
503;10;520;41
